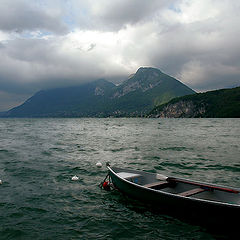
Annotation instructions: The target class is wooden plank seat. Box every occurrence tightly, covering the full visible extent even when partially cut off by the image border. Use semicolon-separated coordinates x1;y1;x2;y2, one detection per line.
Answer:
179;187;206;197
144;181;170;189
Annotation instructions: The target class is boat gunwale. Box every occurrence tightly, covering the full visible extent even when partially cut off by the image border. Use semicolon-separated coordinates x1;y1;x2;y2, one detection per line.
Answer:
108;166;240;208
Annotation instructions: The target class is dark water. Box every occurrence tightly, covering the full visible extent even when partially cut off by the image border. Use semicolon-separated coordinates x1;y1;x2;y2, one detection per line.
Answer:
0;118;239;239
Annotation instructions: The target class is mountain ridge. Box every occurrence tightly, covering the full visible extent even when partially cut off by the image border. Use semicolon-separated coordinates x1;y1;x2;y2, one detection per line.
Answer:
2;67;195;117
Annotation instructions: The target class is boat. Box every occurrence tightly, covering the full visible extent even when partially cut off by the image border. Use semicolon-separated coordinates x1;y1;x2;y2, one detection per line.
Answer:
104;165;240;231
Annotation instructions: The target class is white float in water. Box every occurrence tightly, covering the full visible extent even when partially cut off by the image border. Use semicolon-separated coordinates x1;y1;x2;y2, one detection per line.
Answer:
0;180;2;184
96;162;102;168
71;175;79;181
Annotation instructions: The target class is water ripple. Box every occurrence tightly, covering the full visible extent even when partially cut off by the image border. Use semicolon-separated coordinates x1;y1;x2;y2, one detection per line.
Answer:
0;118;239;239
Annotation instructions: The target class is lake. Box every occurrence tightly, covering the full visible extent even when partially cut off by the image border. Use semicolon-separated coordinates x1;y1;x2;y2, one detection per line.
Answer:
0;118;239;239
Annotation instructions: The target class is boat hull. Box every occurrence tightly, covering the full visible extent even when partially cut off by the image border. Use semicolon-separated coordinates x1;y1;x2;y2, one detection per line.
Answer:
108;167;240;231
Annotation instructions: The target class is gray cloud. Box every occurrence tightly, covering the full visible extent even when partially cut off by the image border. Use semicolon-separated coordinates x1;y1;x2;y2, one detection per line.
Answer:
90;0;172;31
144;11;240;91
0;0;68;34
69;0;174;31
0;35;129;96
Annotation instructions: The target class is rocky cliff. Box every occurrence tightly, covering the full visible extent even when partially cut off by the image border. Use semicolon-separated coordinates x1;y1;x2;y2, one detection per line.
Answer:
149;100;206;118
148;86;240;118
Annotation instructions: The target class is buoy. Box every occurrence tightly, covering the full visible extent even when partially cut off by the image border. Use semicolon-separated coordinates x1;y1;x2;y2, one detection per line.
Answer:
0;180;2;184
102;181;111;191
96;162;102;168
71;175;79;181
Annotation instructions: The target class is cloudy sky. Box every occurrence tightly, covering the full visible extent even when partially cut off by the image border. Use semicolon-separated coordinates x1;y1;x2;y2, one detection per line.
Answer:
0;0;240;111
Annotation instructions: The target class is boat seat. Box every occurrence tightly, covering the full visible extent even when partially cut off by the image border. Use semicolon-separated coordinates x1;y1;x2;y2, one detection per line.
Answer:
179;187;206;197
143;181;170;189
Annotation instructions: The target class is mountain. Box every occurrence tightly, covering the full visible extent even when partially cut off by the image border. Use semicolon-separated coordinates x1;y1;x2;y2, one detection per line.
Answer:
3;67;195;117
148;86;240;118
110;67;195;114
5;79;116;117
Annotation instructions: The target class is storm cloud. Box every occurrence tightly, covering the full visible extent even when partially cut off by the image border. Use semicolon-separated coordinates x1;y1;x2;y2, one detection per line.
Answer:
0;0;67;34
0;0;240;111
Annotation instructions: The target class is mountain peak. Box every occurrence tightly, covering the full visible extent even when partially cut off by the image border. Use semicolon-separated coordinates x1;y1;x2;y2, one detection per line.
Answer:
136;67;162;75
112;67;194;100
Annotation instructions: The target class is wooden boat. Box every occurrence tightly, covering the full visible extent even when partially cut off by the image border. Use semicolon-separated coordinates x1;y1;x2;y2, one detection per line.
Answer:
106;165;240;231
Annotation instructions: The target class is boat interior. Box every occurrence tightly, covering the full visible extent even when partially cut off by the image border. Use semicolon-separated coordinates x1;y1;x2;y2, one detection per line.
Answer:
111;167;240;205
